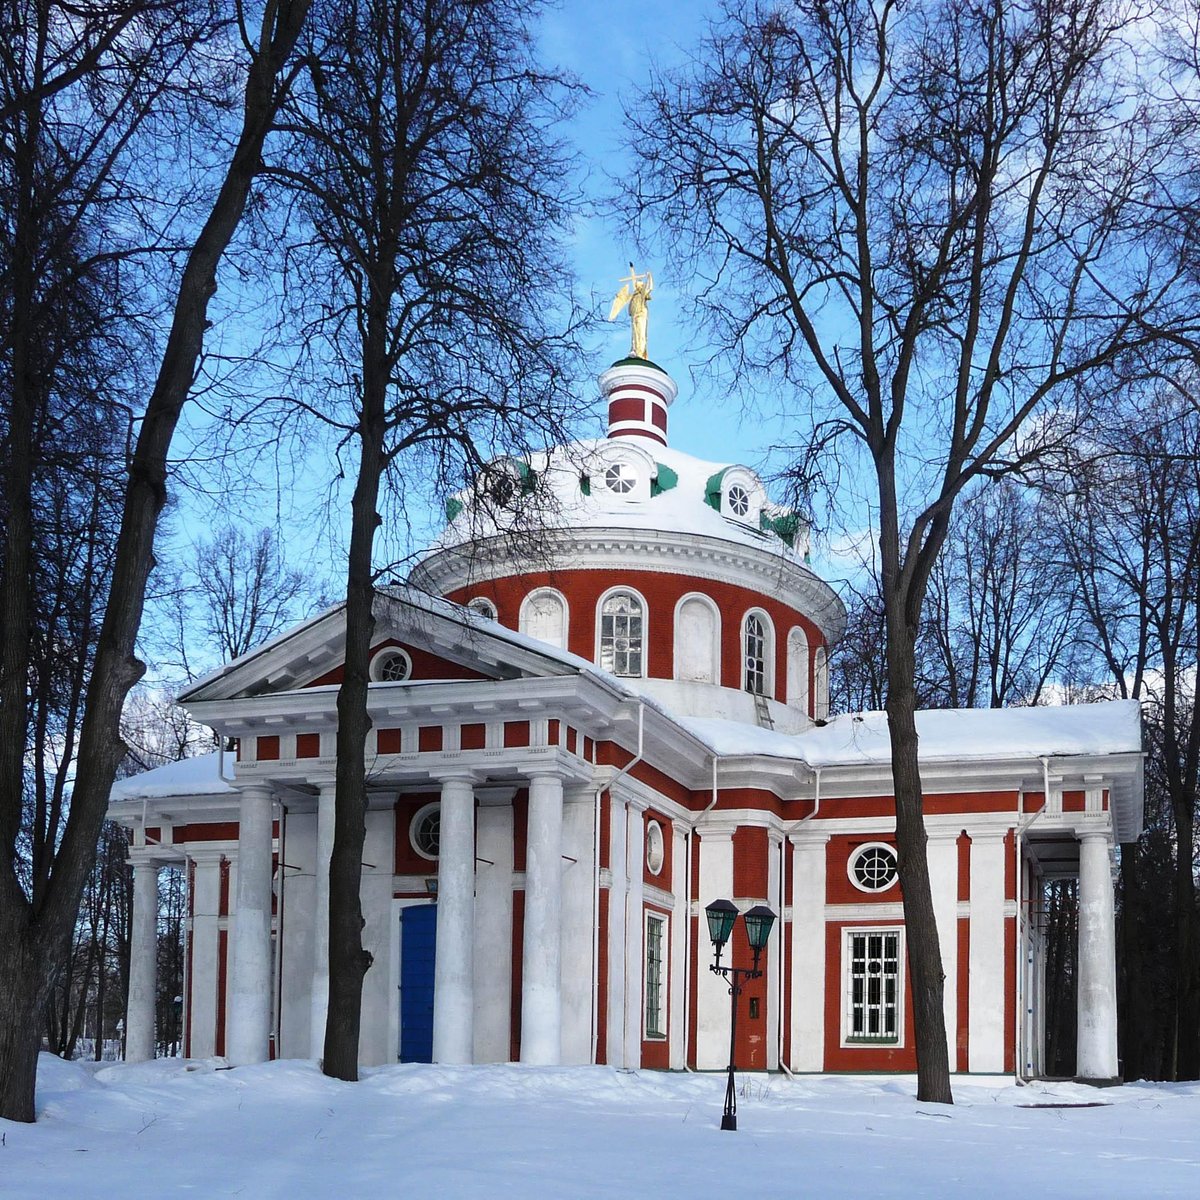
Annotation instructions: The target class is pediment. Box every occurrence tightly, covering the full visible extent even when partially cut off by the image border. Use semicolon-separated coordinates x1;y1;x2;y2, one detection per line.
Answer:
179;585;587;704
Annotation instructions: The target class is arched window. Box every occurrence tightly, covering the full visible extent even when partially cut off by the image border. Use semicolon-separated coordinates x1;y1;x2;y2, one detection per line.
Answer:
786;627;811;713
599;590;644;677
674;594;720;684
519;588;567;649
467;596;497;620
814;644;829;719
743;611;773;696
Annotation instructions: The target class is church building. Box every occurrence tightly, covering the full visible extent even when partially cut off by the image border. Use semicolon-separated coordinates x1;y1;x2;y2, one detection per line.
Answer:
108;350;1142;1082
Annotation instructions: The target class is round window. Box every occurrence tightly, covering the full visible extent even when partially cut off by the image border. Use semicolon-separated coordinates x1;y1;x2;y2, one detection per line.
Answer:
372;648;412;682
646;820;665;876
410;803;440;860
728;483;751;517
849;843;899;892
604;462;636;493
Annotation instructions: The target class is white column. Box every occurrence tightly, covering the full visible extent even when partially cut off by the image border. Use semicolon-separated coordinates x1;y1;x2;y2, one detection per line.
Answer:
789;833;827;1072
189;854;223;1059
695;827;734;1070
227;784;274;1066
560;788;595;1065
522;774;565;1065
1077;831;1119;1080
309;781;336;1060
765;833;782;1071
668;823;689;1070
623;801;646;1069
927;830;960;1066
433;775;476;1063
605;794;627;1064
968;831;1007;1073
473;789;515;1063
126;858;161;1062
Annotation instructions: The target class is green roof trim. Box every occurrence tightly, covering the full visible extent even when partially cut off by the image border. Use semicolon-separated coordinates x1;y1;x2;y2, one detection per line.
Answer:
704;467;729;512
580;473;591;497
518;462;538;494
610;355;669;373
760;510;800;548
445;497;464;523
650;463;679;496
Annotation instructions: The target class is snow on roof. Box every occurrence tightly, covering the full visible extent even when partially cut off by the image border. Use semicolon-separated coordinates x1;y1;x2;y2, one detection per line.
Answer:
428;438;807;562
680;700;1143;768
110;751;236;801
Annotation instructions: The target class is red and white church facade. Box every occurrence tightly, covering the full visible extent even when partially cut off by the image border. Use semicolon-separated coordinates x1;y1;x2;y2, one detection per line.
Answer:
109;355;1143;1081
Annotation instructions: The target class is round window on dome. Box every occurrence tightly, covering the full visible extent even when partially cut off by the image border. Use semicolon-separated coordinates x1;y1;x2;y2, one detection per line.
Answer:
371;648;412;683
849;843;899;893
604;462;637;494
646;820;665;875
410;803;440;860
728;483;751;517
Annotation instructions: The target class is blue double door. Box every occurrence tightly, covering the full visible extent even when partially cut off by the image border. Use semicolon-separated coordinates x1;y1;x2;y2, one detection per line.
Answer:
399;903;437;1063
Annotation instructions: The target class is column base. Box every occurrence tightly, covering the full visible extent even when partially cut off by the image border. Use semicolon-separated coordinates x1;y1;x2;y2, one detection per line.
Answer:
1074;1075;1124;1088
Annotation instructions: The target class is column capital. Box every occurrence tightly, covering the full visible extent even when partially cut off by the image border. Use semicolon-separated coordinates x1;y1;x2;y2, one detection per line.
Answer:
476;785;518;806
1074;826;1114;845
236;781;275;801
436;769;482;786
789;830;830;848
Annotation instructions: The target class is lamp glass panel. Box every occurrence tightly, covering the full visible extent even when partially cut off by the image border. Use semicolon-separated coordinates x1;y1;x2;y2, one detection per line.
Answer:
742;905;777;950
705;899;738;948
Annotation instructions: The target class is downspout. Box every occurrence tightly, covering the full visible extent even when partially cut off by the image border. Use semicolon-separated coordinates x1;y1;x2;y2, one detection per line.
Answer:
591;700;645;1067
778;765;821;1077
682;754;722;1072
1014;756;1051;1082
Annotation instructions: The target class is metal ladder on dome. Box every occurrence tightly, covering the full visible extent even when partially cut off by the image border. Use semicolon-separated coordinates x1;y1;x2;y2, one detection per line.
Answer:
753;692;775;730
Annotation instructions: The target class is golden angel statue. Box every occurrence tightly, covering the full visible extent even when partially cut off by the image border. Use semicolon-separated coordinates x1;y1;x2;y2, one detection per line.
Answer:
609;265;654;360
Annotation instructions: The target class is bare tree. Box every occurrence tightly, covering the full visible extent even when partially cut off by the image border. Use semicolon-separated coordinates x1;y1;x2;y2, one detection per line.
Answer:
273;0;585;1079
0;0;312;1122
628;0;1188;1100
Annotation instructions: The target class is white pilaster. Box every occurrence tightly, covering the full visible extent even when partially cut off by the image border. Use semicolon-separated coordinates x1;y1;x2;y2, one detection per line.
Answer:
521;774;565;1065
473;790;515;1063
968;832;1007;1073
560;788;595;1065
623;801;646;1068
126;858;161;1062
605;794;627;1064
309;781;336;1059
433;775;475;1064
668;823;689;1070
789;833;827;1072
1077;831;1119;1080
927;830;960;1066
696;827;734;1070
227;784;275;1066
188;853;223;1059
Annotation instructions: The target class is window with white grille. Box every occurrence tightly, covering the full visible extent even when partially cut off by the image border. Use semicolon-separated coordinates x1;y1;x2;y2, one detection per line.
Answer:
744;613;769;695
645;913;667;1039
600;591;644;677
845;929;903;1044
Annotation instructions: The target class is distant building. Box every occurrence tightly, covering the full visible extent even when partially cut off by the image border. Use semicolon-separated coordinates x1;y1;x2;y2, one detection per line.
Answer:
109;355;1140;1080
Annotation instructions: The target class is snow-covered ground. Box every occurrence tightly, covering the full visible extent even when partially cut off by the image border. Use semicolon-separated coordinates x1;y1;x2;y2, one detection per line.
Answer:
4;1056;1199;1198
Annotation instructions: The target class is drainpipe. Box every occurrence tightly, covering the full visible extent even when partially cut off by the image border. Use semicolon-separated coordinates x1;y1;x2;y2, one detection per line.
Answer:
777;765;821;1075
1014;757;1052;1083
590;700;645;1067
681;754;722;1071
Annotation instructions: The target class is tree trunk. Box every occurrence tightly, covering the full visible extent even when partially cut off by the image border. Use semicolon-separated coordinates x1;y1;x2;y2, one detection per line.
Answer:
323;305;388;1081
1171;795;1199;1079
0;0;312;1122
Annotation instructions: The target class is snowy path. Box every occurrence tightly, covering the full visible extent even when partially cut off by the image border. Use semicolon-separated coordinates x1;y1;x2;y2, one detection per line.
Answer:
3;1056;1198;1198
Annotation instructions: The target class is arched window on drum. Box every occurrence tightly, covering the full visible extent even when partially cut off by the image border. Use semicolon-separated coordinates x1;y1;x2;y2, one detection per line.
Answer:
598;589;645;677
743;610;774;696
786;627;811;715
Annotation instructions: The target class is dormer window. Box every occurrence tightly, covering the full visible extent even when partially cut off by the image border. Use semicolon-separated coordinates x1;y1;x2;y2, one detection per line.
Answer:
605;462;637;494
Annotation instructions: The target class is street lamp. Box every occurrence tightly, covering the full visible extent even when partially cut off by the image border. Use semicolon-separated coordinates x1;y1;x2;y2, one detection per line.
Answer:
705;899;777;1132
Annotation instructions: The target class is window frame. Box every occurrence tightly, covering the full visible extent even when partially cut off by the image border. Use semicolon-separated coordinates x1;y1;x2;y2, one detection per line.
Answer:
644;910;668;1041
847;842;900;894
672;592;721;685
596;587;647;678
370;647;413;683
842;926;905;1048
409;802;441;862
742;609;774;696
466;596;497;620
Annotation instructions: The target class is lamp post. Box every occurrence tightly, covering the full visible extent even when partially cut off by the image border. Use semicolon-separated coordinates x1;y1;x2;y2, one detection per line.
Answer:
705;899;777;1132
